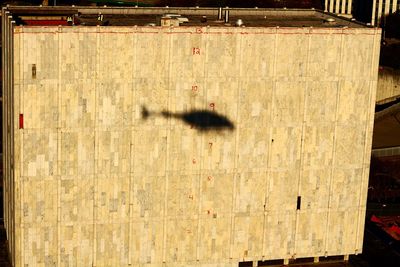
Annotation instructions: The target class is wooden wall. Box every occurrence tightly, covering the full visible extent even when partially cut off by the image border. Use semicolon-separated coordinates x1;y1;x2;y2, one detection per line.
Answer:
6;25;381;266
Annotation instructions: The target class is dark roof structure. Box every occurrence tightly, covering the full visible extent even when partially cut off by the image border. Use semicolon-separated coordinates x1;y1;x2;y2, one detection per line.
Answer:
5;6;367;28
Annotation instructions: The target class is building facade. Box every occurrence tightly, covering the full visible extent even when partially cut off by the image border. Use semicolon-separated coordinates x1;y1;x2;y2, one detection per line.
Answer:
371;0;399;26
2;6;381;267
324;0;353;17
324;0;400;25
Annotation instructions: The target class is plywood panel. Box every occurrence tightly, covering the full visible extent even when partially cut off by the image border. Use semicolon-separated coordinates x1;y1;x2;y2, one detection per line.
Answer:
237;80;273;127
23;224;58;267
295;211;327;257
22;82;59;129
198;216;231;261
21;32;59;82
264;211;296;259
305;82;338;123
167;173;199;217
276;33;308;78
337;80;371;124
60;130;95;176
96;82;133;127
205;79;238;126
166;218;198;263
60;30;97;80
130;175;165;219
22;130;58;177
234;172;266;214
267;170;298;212
201;131;236;171
302;125;334;168
269;127;302;169
342;34;374;78
130;219;164;264
135;29;170;78
168;129;202;173
133;77;169;127
22;179;57;224
98;32;134;80
97;130;131;175
300;169;330;210
206;29;240;78
60;223;94;267
168;79;206;115
61;82;95;129
132;128;167;176
232;214;264;260
326;209;358;255
95;176;130;223
273;82;305;124
95;223;129;267
335;126;365;167
169;29;206;79
237;127;270;170
308;34;341;79
240;33;275;78
330;168;363;209
200;172;234;216
60;177;94;223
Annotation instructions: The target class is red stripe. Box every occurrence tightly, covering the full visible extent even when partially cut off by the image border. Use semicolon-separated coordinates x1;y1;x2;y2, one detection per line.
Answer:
19;114;24;129
24;20;69;26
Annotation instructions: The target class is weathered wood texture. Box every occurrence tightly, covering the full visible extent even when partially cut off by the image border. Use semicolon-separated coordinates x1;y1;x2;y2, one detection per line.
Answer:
5;26;381;266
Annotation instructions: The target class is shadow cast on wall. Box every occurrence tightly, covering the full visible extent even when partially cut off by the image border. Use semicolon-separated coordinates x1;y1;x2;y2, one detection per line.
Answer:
141;106;235;132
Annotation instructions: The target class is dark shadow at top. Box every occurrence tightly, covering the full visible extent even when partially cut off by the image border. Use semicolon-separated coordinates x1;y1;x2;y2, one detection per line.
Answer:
142;106;235;132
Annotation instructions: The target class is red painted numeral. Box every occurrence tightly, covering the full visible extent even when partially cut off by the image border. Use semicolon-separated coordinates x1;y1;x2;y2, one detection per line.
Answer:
207;176;213;181
209;103;215;110
192;158;196;164
192;48;201;55
209;142;213;148
192;85;198;92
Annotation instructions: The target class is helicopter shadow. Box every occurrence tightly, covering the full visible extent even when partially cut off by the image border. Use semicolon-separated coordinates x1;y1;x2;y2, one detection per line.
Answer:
141;106;235;132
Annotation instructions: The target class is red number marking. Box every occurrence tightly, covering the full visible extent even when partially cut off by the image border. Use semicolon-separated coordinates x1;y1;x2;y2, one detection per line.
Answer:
209;103;215;110
192;85;198;92
192;48;201;55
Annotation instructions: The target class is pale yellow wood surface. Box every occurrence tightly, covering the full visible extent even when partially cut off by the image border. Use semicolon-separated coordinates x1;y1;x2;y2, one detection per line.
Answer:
7;26;381;266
